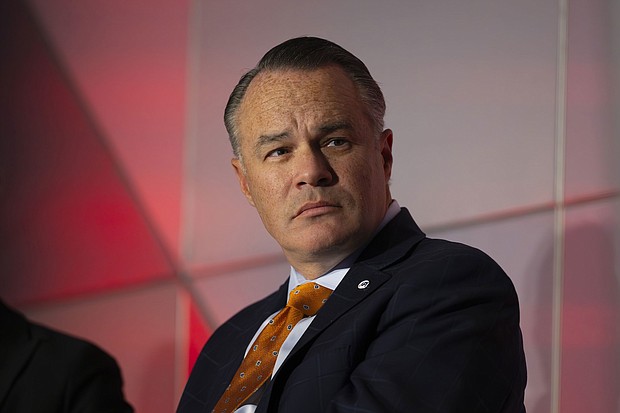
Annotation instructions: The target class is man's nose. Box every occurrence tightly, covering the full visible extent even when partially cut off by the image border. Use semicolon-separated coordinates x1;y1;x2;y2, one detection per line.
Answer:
295;149;335;188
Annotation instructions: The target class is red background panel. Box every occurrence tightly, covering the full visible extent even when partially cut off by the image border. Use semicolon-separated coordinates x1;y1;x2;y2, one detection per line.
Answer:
0;0;174;304
27;0;189;255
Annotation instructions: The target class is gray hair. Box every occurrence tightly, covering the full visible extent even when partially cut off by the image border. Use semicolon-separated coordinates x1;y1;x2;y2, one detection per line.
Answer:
224;37;386;158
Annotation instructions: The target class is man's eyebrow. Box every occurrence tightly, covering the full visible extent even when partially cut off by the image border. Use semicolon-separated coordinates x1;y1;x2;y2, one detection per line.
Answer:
251;123;352;155
253;132;289;154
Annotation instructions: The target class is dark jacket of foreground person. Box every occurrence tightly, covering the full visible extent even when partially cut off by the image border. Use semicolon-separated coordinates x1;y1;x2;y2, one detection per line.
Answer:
0;300;134;413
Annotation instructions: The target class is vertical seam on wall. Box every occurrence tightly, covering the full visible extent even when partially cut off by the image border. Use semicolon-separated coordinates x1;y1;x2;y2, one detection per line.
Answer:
179;0;222;332
552;0;569;412
180;0;203;265
174;288;190;402
175;0;210;403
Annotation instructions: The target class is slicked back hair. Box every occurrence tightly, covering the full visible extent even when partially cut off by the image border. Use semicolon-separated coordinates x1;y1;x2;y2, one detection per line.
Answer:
224;37;386;159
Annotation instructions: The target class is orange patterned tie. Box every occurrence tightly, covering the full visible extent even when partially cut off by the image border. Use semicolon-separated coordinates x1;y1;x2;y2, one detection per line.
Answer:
212;282;333;413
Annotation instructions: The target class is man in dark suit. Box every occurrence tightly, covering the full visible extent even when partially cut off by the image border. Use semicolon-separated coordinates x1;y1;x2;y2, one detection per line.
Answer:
177;37;526;413
0;300;133;413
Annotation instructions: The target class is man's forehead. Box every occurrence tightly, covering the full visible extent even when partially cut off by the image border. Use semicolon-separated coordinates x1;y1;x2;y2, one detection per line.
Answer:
243;67;357;102
236;67;364;134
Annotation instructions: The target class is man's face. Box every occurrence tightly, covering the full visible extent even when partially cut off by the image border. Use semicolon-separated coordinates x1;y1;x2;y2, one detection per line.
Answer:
232;66;393;276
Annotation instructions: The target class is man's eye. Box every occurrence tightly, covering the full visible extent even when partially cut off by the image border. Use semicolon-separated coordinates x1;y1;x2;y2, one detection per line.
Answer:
326;138;347;147
266;148;289;158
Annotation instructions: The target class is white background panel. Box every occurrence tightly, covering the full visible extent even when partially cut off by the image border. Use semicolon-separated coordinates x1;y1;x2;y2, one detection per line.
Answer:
565;0;619;199
23;283;180;413
378;1;558;226
429;212;555;413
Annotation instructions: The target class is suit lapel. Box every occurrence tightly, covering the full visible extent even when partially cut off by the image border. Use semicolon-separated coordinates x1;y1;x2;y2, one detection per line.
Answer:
278;208;426;372
293;265;390;350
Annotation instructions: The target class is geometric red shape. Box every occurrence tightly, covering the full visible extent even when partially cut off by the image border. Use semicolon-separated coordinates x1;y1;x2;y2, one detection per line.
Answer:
0;0;175;305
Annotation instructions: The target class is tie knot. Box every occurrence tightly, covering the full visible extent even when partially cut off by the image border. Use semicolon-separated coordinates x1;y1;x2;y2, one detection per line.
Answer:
287;282;333;317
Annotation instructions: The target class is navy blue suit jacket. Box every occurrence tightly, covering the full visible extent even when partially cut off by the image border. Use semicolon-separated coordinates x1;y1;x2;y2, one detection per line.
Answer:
178;208;526;412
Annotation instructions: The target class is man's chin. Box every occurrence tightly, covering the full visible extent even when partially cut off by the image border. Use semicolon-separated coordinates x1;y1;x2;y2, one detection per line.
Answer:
295;232;357;258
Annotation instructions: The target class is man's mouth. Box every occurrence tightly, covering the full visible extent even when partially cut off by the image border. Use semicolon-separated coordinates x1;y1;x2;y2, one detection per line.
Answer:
295;201;339;218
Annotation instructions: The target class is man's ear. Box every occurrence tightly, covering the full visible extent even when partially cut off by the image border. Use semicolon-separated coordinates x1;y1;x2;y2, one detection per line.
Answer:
380;129;394;180
231;158;256;207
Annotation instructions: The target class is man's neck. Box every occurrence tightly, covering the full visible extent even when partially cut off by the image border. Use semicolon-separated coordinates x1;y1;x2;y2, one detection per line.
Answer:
286;254;347;280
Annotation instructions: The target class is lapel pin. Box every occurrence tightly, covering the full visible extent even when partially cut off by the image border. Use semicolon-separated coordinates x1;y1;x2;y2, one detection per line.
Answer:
357;280;370;289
